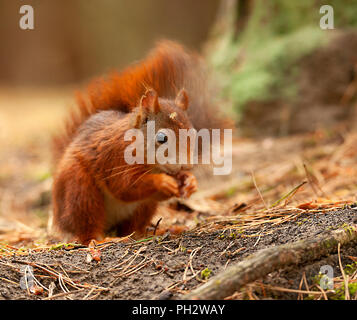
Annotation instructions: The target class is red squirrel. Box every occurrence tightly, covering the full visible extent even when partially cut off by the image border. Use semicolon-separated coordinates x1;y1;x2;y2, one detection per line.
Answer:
50;41;228;245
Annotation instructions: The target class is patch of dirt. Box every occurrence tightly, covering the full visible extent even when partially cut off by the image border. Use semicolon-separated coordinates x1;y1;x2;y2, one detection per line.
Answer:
0;207;355;300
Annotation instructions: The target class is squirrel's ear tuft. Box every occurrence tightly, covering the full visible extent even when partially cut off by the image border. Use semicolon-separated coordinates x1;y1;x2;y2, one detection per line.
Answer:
140;89;160;114
132;105;145;129
175;89;189;111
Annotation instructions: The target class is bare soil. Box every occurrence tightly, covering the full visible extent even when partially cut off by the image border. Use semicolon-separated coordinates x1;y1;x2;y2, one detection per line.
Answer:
0;206;356;300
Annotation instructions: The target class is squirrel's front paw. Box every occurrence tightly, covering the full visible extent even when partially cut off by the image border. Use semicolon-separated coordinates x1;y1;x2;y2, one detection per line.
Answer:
176;171;198;199
154;173;180;198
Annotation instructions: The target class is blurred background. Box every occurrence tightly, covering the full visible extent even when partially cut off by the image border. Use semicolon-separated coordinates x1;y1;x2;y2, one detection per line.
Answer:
1;0;357;138
2;0;357;244
0;0;219;85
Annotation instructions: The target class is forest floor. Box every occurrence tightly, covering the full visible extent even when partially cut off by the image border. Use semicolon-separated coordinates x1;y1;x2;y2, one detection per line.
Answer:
0;88;357;300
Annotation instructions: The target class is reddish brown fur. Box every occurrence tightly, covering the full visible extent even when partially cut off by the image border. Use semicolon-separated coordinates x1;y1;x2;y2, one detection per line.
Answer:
51;41;228;245
52;41;195;163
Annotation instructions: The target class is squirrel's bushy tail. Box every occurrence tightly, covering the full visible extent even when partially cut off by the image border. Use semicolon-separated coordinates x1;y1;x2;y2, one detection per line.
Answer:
52;40;230;165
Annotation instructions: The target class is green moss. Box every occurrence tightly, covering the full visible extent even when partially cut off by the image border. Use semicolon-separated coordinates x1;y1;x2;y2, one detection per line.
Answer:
218;231;226;239
49;243;82;250
201;268;212;280
229;232;237;239
312;272;324;285
344;262;357;276
339;223;354;236
331;283;357;300
297;218;309;226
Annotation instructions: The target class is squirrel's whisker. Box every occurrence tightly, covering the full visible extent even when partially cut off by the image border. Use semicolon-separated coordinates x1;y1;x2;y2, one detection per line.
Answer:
125;168;153;191
103;165;142;180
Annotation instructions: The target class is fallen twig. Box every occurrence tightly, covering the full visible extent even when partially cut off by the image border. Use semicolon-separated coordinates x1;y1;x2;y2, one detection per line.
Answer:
181;224;357;300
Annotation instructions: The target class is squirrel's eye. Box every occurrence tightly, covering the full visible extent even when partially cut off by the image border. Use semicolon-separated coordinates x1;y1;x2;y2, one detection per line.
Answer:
156;131;168;144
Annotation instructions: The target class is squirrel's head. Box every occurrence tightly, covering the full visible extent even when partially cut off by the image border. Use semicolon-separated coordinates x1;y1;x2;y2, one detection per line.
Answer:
130;88;195;175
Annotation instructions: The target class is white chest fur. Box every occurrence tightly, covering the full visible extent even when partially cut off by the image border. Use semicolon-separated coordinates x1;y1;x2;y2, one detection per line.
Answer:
103;190;140;229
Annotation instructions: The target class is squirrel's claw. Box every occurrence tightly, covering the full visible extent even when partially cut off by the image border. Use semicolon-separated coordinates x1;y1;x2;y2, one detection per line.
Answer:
177;171;198;199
